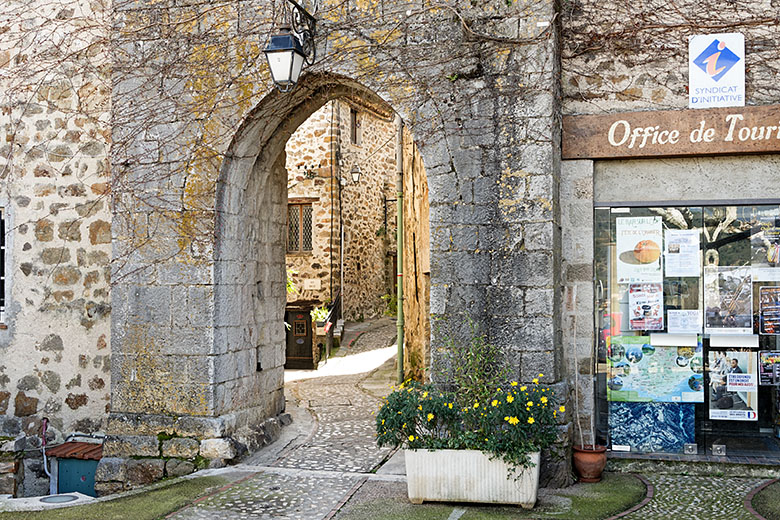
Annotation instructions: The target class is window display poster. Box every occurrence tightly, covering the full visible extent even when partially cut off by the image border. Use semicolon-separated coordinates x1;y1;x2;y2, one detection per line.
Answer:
664;229;700;278
629;283;664;331
704;266;753;335
751;216;780;281
616;216;663;284
759;286;780;335
667;309;702;334
708;350;758;421
607;336;704;403
759;351;780;385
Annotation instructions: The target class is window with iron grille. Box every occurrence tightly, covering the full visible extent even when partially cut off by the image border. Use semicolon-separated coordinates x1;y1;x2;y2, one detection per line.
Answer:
288;203;313;253
349;107;361;146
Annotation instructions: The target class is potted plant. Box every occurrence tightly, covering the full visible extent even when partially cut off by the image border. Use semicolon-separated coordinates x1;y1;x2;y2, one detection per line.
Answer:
570;286;607;482
310;305;328;335
375;321;562;508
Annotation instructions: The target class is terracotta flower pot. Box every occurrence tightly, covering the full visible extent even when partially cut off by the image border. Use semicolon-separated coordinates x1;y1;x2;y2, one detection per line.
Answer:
572;445;607;483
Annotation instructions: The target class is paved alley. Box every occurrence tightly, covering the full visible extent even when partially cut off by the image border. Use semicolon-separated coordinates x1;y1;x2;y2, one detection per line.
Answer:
169;319;399;520
165;319;777;520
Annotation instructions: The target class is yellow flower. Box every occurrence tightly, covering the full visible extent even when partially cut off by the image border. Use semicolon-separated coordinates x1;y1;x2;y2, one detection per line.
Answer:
427;413;434;421
508;416;520;425
422;391;428;398
491;400;498;407
474;402;479;408
506;394;514;403
448;403;453;409
381;419;385;425
528;417;535;424
418;405;422;411
541;396;548;404
520;386;527;391
559;406;566;413
408;435;415;441
510;381;518;386
532;378;539;384
538;373;544;377
527;401;534;407
504;416;510;421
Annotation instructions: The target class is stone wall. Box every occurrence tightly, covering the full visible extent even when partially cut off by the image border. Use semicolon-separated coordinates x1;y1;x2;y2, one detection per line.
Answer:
0;0;112;449
285;100;398;321
561;0;780;114
285;102;339;305
338;102;397;321
402;132;430;381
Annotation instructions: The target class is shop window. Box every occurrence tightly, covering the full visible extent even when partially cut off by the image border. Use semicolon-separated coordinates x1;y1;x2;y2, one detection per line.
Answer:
349;108;361;146
594;204;780;458
288;203;313;253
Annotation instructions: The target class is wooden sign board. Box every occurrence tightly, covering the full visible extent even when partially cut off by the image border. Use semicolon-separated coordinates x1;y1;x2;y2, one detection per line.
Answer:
563;104;780;160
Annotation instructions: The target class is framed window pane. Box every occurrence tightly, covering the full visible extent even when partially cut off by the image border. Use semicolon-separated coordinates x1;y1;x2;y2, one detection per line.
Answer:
301;205;313;251
288;205;300;252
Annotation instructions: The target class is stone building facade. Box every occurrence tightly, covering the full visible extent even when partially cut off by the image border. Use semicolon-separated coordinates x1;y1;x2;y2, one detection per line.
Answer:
284;100;398;321
1;0;777;498
0;0;112;496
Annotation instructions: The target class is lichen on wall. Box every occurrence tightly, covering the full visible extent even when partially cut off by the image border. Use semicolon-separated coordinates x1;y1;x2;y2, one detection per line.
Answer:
0;0;112;437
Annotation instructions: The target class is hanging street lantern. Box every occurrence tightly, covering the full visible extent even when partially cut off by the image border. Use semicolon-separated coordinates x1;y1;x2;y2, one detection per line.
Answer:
263;0;317;93
350;164;361;184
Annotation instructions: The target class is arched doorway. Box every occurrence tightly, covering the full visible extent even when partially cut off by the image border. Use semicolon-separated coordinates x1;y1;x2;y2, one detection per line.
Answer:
213;72;430;427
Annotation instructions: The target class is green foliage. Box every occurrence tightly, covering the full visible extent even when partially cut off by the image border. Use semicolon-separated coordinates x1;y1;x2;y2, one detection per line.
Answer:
381;293;397;317
443;318;512;410
286;268;298;295
376;380;561;472
377;319;560;473
310;304;328;323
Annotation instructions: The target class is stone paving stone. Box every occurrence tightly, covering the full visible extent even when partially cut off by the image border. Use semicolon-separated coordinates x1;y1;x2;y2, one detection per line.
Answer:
171;320;396;520
170;471;360;520
622;474;767;520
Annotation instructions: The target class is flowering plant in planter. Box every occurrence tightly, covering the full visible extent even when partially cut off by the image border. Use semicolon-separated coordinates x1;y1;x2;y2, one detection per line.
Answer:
376;376;563;473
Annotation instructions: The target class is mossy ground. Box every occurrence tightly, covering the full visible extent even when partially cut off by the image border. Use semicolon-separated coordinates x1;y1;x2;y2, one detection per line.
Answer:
752;480;780;520
0;476;227;520
333;472;646;520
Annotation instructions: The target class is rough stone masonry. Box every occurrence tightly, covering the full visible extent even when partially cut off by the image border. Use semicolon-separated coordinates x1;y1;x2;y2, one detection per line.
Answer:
0;0;706;493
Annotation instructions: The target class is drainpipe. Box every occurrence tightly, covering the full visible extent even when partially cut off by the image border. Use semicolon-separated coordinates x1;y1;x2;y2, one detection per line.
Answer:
395;115;404;384
41;417;56;495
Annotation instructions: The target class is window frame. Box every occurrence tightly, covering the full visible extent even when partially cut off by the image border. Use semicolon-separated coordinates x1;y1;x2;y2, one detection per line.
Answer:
287;201;315;254
349;107;361;146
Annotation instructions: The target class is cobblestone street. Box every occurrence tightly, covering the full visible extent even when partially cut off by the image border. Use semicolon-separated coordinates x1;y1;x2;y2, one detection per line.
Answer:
165;319;778;520
620;474;770;520
169;320;398;520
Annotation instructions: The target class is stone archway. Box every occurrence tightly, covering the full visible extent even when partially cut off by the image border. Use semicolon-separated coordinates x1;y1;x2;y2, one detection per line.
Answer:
102;74;431;494
212;74;406;422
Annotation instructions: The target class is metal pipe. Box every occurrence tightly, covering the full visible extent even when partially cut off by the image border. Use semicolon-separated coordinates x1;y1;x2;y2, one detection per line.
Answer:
41;417;57;495
395;115;404;384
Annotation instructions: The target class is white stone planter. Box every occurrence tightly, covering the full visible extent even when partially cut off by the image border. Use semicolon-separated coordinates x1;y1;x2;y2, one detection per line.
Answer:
404;449;540;509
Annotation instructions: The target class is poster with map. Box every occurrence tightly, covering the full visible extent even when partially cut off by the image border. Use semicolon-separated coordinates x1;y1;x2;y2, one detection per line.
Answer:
607;336;704;403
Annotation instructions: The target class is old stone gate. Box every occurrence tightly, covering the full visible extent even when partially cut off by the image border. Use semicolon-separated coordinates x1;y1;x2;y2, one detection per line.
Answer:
1;0;570;494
